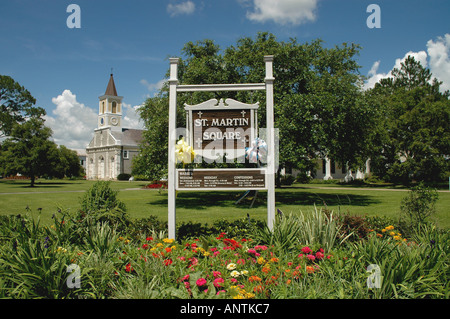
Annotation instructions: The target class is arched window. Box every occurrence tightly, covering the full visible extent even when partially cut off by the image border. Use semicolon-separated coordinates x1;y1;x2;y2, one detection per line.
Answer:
112;101;117;113
101;101;105;114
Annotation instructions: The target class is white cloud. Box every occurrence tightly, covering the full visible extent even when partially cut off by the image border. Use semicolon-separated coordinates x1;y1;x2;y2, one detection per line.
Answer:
45;90;97;149
45;90;145;150
364;34;450;91
244;0;319;25
427;34;450;91
140;78;166;95
167;1;196;17
122;103;145;130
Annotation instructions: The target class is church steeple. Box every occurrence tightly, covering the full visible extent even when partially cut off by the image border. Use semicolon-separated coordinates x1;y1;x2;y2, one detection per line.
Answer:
97;72;123;131
105;73;118;96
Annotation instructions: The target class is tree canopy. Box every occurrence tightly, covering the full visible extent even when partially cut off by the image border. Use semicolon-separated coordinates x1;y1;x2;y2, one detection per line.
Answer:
365;56;450;184
0;75;45;137
133;32;375;183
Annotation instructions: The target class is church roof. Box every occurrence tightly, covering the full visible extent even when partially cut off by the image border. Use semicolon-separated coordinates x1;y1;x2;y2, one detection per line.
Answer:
110;128;144;147
105;74;118;96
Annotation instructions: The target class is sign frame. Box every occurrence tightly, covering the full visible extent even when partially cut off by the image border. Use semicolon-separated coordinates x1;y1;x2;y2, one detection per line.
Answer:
167;56;276;239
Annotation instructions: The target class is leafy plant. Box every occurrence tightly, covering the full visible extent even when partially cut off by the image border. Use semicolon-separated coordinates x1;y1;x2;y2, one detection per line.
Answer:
78;181;129;231
400;183;439;235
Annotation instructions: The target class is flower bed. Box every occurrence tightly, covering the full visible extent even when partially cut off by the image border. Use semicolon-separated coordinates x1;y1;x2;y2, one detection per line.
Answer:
113;233;333;299
0;212;447;299
143;181;168;189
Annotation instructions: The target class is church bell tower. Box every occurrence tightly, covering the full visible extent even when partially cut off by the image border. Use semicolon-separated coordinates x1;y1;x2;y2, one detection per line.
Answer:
98;73;123;131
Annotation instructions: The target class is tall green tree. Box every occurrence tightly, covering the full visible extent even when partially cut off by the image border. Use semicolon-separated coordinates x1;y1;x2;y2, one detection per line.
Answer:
133;33;373;183
0;118;60;186
366;56;450;184
55;145;84;179
0;75;46;138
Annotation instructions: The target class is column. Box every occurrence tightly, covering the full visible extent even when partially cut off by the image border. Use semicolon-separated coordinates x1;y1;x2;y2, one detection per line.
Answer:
264;55;276;231
168;58;179;240
323;157;332;180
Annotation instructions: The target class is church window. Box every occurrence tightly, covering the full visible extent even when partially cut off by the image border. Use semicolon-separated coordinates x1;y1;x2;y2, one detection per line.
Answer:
101;101;105;114
123;150;129;159
112;101;117;113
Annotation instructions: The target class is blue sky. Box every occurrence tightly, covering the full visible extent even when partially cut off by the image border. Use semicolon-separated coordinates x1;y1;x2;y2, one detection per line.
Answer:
1;0;449;149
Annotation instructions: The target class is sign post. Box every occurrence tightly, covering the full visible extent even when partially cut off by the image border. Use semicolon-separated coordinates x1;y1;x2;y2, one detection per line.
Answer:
167;56;275;239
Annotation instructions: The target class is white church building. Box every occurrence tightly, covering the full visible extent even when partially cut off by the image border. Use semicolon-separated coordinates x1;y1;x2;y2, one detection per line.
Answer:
85;74;144;180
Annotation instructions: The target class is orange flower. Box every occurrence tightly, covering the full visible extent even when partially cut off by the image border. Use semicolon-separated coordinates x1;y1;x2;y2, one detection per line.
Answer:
306;266;315;274
253;285;264;293
249;276;262;283
165;247;172;253
270;257;279;263
262;266;270;274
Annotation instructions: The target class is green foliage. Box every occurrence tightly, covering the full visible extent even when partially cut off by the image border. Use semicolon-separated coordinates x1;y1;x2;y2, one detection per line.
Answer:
400;184;439;234
0;74;45;137
117;173;132;181
255;208;351;252
79;181;129;231
367;56;450;184
133;32;375;179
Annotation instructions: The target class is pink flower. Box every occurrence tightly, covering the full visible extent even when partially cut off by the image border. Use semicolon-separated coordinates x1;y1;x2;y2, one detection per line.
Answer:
230;278;238;283
307;254;315;261
315;251;324;260
216;290;226;295
182;274;190;281
248;249;257;254
301;246;312;254
213;278;224;288
196;278;207;287
327;255;332;259
213;251;220;257
212;271;221;278
237;258;246;265
298;253;304;259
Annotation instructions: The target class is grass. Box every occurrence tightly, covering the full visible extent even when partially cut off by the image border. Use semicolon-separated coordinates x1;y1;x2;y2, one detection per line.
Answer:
0;179;449;228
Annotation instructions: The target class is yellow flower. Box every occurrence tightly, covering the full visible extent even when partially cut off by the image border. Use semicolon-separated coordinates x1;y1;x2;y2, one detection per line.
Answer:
386;225;395;230
382;229;387;233
156;243;163;248
393;236;401;241
257;257;265;265
163;238;174;244
389;231;396;236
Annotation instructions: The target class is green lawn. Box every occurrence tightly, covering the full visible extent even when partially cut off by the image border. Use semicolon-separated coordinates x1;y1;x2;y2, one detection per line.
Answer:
0;179;449;228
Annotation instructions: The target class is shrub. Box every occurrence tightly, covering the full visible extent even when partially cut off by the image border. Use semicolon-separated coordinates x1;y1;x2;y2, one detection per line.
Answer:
78;181;129;231
117;173;132;181
399;183;439;236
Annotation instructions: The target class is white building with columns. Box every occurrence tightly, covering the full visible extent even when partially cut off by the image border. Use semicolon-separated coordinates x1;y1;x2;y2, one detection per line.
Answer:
85;74;143;180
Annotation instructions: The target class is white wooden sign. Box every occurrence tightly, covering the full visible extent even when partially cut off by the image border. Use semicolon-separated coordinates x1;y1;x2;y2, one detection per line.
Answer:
167;56;275;239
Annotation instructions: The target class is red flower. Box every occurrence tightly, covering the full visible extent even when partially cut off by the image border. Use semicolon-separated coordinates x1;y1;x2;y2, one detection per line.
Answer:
301;246;312;254
125;263;134;273
164;259;173;266
142;243;149;249
223;238;241;249
146;237;153;241
315;251;324;260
